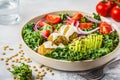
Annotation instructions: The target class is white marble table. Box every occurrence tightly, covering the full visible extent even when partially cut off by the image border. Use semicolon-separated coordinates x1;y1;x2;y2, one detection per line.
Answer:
0;0;120;80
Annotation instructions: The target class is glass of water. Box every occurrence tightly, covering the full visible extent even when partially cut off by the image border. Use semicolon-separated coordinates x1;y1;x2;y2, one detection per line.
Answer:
0;0;20;25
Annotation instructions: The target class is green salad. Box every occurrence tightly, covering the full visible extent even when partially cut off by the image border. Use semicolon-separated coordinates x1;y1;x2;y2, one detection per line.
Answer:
22;12;119;61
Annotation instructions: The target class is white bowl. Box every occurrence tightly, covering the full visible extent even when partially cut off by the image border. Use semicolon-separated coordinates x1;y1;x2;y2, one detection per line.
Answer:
21;11;120;71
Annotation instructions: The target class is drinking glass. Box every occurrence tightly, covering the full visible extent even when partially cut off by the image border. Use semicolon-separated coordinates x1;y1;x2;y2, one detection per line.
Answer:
0;0;20;25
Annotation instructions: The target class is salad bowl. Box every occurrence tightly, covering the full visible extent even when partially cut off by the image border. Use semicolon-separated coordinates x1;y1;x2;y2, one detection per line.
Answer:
21;11;120;71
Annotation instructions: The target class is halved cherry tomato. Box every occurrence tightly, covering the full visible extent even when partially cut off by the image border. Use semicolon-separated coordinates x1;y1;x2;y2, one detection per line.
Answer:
37;21;45;27
100;22;112;34
96;1;112;17
45;14;61;24
79;23;92;29
41;30;50;38
72;13;83;20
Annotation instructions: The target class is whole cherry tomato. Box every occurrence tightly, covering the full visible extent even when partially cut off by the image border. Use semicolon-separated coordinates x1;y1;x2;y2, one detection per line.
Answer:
111;6;120;22
96;1;112;17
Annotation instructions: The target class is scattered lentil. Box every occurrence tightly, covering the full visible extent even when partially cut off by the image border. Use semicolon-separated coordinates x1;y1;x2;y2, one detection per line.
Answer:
34;69;38;72
6;62;9;65
1;44;55;80
42;69;45;72
33;66;36;68
48;69;52;72
51;72;54;75
15;59;19;63
9;48;14;51
0;58;4;61
3;45;9;51
2;52;6;55
7;67;10;71
38;71;41;74
46;67;50;71
39;64;44;68
12;60;15;62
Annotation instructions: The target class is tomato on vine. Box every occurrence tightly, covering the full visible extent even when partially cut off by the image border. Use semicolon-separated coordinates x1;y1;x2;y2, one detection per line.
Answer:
96;0;112;17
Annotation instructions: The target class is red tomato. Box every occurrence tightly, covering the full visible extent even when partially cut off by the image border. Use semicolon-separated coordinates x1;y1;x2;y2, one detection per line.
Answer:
118;0;120;2
109;0;117;7
37;21;44;27
41;30;50;38
111;6;120;22
45;14;61;24
96;1;112;17
79;23;92;29
100;22;112;34
72;13;83;20
66;19;76;25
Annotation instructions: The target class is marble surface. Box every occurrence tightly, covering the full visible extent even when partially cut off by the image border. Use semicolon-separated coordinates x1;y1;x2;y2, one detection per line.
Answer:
0;0;120;80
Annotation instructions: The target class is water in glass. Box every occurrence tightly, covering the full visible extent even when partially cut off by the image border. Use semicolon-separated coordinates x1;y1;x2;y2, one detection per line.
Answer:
0;0;20;25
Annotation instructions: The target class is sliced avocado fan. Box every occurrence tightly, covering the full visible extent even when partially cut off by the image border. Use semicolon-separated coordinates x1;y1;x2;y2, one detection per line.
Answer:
69;34;103;53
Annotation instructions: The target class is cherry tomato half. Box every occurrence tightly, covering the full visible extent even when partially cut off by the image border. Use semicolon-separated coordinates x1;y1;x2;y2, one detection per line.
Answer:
37;21;45;27
72;13;83;20
79;23;92;29
41;30;50;38
45;14;61;24
100;22;112;34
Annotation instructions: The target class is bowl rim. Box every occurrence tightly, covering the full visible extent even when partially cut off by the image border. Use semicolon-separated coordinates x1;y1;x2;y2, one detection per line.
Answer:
21;10;120;63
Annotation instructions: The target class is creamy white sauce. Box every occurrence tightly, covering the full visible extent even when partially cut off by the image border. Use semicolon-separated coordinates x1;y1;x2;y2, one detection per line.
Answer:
50;33;62;41
65;25;78;40
43;41;65;48
59;25;78;40
60;25;67;35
